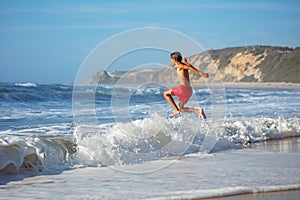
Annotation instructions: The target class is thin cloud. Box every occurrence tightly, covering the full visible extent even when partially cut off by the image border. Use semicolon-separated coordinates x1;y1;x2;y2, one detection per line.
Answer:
6;22;169;32
0;2;139;15
0;7;55;14
6;24;129;31
60;2;300;13
1;1;299;15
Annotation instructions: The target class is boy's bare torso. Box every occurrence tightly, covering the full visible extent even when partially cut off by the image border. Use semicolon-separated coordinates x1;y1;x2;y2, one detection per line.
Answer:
176;66;190;86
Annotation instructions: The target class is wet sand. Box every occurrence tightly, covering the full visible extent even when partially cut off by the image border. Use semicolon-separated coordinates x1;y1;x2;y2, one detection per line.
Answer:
203;189;300;200
250;137;300;153
204;137;300;200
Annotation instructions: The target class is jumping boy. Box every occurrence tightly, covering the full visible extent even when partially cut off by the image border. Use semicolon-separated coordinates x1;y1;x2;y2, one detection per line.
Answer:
163;52;208;120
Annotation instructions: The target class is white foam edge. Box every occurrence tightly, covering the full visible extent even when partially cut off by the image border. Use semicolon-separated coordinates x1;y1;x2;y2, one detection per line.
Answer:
146;184;300;200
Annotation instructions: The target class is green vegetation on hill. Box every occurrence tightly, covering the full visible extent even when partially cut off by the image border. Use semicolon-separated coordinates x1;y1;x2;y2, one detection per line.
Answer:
257;47;300;82
207;45;300;83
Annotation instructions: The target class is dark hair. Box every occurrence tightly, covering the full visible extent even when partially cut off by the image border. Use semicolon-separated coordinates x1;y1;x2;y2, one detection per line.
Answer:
170;51;182;62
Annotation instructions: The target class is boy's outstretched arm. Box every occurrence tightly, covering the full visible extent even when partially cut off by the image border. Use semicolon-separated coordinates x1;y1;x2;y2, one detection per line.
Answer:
182;58;209;78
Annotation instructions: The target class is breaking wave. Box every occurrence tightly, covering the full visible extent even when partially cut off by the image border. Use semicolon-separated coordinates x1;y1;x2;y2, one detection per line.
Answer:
1;114;299;173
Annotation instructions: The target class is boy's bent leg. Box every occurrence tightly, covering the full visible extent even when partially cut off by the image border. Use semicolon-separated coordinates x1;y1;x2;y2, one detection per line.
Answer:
163;90;180;117
168;101;184;117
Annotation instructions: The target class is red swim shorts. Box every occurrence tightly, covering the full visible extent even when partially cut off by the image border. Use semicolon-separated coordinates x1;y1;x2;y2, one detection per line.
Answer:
171;85;193;105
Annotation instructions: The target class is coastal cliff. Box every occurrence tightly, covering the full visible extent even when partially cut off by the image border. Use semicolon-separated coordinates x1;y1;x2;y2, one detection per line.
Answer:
88;46;300;84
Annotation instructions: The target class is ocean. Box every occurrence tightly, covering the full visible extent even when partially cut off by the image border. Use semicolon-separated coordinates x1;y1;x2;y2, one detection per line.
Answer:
1;82;300;199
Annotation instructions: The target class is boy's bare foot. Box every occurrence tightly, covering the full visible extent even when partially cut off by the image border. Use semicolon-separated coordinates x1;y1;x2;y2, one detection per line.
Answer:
199;108;206;120
169;110;180;117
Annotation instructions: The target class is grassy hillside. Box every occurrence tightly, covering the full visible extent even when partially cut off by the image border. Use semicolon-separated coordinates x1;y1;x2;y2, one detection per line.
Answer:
206;46;300;83
257;47;300;82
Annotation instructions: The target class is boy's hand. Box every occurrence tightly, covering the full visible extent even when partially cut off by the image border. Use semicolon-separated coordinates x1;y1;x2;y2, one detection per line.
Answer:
200;72;209;78
183;57;188;64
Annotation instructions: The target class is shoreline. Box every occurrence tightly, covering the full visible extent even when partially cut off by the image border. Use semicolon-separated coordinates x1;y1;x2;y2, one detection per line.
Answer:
193;82;300;89
223;82;300;89
203;189;300;200
249;137;300;153
3;81;300;89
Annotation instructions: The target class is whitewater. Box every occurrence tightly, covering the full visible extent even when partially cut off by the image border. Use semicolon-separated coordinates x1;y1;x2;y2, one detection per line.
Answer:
1;82;300;199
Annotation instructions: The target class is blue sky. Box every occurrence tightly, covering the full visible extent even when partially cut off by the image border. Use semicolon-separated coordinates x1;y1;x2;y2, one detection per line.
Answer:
0;0;299;83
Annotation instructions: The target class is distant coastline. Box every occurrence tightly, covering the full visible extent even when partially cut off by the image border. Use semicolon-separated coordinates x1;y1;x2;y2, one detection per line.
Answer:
89;45;300;86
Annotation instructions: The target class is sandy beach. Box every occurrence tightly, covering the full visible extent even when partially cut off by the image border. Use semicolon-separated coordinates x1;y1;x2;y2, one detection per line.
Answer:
223;82;300;89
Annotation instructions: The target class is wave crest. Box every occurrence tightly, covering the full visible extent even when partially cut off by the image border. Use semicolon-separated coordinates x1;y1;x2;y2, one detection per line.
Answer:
0;136;76;174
